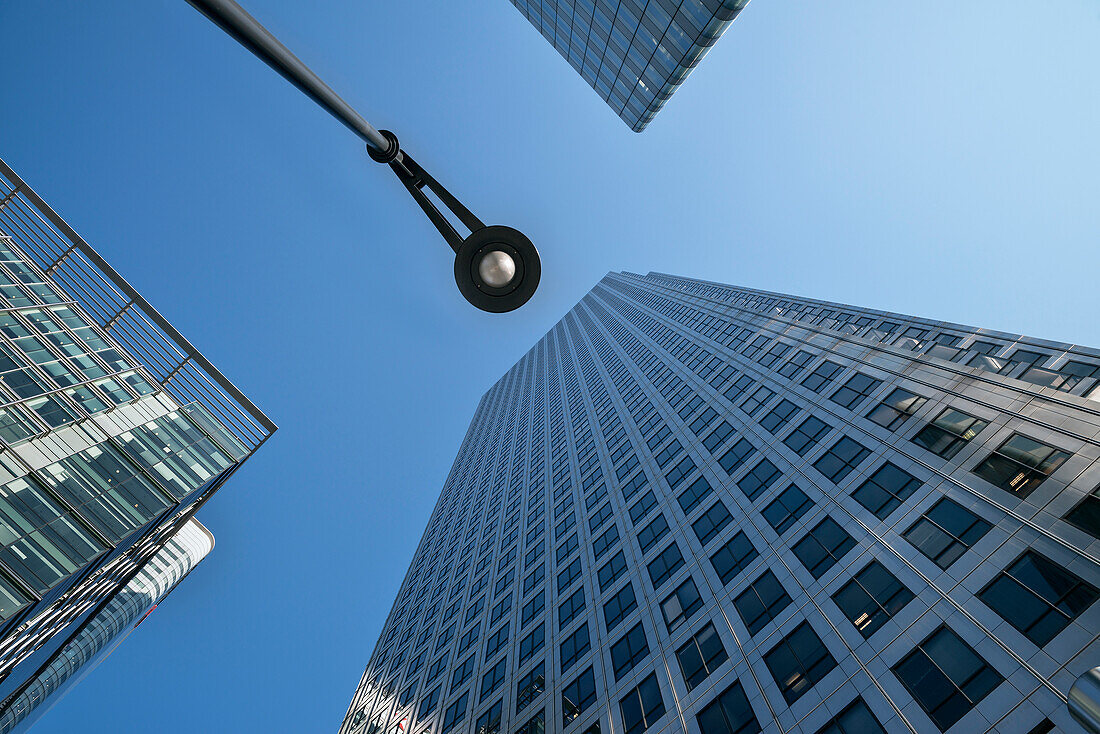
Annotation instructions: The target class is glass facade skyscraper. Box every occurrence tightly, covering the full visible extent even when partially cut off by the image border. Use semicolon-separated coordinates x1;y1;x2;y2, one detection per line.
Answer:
341;271;1100;734
0;518;214;733
0;158;274;713
506;0;750;131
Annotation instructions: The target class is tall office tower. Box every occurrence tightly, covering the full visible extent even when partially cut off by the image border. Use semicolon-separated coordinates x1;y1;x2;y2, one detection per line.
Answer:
506;0;749;131
341;270;1100;734
0;158;274;713
0;519;214;733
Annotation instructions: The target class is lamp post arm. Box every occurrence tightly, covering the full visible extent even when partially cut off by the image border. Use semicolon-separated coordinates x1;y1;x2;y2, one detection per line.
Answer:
183;0;395;156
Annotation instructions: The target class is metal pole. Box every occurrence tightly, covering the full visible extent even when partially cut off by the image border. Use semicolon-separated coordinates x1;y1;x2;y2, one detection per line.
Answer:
184;0;391;153
1070;667;1100;733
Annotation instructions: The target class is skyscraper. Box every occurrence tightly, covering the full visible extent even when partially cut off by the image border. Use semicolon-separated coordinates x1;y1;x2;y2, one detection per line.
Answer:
341;271;1100;734
506;0;750;131
0;519;214;733
0;158;274;712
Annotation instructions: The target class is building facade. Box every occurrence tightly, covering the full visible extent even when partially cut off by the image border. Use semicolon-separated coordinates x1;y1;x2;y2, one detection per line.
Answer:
341;271;1100;734
506;0;749;131
0;158;274;713
0;518;214;733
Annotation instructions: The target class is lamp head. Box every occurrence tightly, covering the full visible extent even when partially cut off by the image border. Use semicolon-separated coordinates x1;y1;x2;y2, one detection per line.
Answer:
454;226;540;313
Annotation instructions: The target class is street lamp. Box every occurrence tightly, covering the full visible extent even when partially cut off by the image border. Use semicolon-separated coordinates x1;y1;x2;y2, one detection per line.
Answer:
184;0;541;313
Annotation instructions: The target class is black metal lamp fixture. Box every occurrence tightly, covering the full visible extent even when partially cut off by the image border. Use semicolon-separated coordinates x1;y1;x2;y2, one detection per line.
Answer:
184;0;540;313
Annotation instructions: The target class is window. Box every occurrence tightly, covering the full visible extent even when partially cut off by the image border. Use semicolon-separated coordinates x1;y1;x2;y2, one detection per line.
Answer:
598;550;628;592
458;622;481;654
693;501;733;546
516;661;545;714
441;690;469;732
656;441;684;469
557;533;579;564
485;623;510;658
593;524;620;562
490;592;512;624
1065;490;1100;538
904;498;992;569
589;503;613;533
851;463;922;520
475;700;502;734
690;407;719;435
892;626;1002;731
779;350;814;379
764;621;837;703
740;385;775;416
734;571;791;635
814;437;871;484
677;622;728;690
782;416;830;456
677;476;714;514
973;434;1069;497
637;514;669;553
514;709;545;734
793;517;856;579
801;361;843;393
623;488;657;526
978;551;1099;646
832;560;914;638
830;373;882;409
711;532;758;585
559;587;586;630
519;625;545;664
697;681;759;734
611;622;650;680
704;421;735;453
619;673;665;734
814;698;886;734
427;653;449;683
522;590;545;628
759;342;792;368
604;582;638;631
648;543;685;589
418;685;441;719
558;557;582;593
664;457;696;490
912;409;988;460
560;622;591;673
562;667;596;726
719;438;756;475
762;485;813;535
452;655;475;690
399;681;417;707
524;564;544;596
867;388;927;430
661;577;703;632
737;459;781;501
760;399;799;434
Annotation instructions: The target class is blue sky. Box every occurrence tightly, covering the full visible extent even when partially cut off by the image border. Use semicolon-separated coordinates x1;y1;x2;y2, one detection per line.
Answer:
2;0;1099;731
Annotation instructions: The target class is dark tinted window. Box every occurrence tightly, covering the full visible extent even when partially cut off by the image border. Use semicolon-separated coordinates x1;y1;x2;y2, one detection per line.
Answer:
851;463;922;520
676;622;728;690
763;621;837;703
978;551;1099;646
696;681;759;734
619;673;665;734
762;484;813;535
734;570;791;635
793;517;856;579
892;626;1002;731
904;498;991;569
710;532;758;585
832;560;914;638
